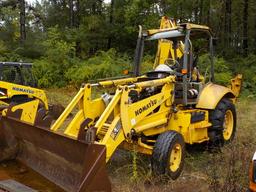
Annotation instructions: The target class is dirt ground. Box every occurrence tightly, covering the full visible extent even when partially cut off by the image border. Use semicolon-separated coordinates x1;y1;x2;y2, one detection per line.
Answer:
108;148;211;192
108;97;255;192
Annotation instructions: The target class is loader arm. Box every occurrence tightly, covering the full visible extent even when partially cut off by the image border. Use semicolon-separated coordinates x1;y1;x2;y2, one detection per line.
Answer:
50;75;175;161
0;74;176;191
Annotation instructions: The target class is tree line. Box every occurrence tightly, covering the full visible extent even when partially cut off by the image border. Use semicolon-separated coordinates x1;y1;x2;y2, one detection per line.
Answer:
0;0;255;91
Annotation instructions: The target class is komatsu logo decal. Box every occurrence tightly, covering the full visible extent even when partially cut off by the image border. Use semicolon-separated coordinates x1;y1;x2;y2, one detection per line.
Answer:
12;87;34;94
135;99;157;116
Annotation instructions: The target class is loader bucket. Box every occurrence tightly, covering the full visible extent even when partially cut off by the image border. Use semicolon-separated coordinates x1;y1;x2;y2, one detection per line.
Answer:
0;116;111;192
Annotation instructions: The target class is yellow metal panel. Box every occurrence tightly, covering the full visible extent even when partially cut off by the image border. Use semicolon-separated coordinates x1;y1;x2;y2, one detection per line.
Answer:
127;92;165;126
168;109;210;144
121;142;152;155
64;109;84;137
121;83;173;137
154;39;184;68
229;74;243;98
186;23;210;31
143;126;169;137
134;114;168;133
154;40;184;68
196;83;235;109
9;99;39;124
189;122;211;144
158;42;172;64
134;106;170;134
86;98;106;119
51;87;84;131
168;111;191;142
160;16;175;28
100;115;125;162
83;84;106;120
95;89;122;134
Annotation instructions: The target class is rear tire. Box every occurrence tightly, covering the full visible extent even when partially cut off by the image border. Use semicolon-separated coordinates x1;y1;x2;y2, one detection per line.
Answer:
209;98;236;146
151;131;185;180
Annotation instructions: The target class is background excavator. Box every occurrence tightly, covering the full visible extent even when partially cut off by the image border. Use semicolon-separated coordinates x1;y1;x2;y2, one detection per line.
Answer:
0;62;63;125
0;17;242;192
0;62;48;114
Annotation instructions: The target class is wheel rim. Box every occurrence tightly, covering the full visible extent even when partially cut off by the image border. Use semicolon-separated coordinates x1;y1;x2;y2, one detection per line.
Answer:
223;110;234;140
169;143;182;172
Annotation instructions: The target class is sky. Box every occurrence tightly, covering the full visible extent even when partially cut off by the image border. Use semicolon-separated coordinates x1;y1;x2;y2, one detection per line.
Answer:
26;0;111;4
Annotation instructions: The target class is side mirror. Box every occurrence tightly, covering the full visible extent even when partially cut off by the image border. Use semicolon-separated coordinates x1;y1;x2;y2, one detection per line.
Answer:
122;69;130;75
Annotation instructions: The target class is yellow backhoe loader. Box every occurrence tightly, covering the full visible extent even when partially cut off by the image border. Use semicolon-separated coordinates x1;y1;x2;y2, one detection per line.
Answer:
0;17;242;191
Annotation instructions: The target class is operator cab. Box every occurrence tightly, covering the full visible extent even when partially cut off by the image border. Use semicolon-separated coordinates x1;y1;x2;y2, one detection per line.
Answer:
133;17;214;106
0;62;37;87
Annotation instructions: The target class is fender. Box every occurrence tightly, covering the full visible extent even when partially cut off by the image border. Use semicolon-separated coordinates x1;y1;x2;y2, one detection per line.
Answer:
196;83;235;110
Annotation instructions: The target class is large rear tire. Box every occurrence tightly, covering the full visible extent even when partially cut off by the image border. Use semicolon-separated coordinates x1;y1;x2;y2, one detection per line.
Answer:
209;98;236;146
151;131;185;180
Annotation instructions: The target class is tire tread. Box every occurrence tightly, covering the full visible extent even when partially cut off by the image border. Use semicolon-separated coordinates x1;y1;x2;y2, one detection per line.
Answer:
152;131;185;180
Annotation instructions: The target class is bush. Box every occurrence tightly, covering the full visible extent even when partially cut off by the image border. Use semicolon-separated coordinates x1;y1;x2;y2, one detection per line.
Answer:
198;54;232;85
65;49;131;86
140;55;154;74
231;54;256;94
33;27;77;87
33;27;131;88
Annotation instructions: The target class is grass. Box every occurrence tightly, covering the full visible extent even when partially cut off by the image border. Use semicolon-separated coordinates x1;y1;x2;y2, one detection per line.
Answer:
45;88;256;192
45;86;78;106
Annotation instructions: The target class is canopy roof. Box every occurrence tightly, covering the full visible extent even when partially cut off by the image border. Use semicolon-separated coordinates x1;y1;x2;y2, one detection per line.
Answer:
145;23;213;41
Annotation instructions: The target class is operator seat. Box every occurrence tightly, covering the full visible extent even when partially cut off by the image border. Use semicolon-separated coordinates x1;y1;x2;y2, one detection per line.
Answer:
145;64;174;80
154;64;174;72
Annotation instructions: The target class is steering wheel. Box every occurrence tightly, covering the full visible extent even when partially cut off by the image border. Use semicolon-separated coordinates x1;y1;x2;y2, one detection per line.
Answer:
164;58;180;70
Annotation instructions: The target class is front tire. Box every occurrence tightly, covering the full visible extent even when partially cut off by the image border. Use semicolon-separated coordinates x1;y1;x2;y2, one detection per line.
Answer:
209;98;236;145
151;131;185;180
